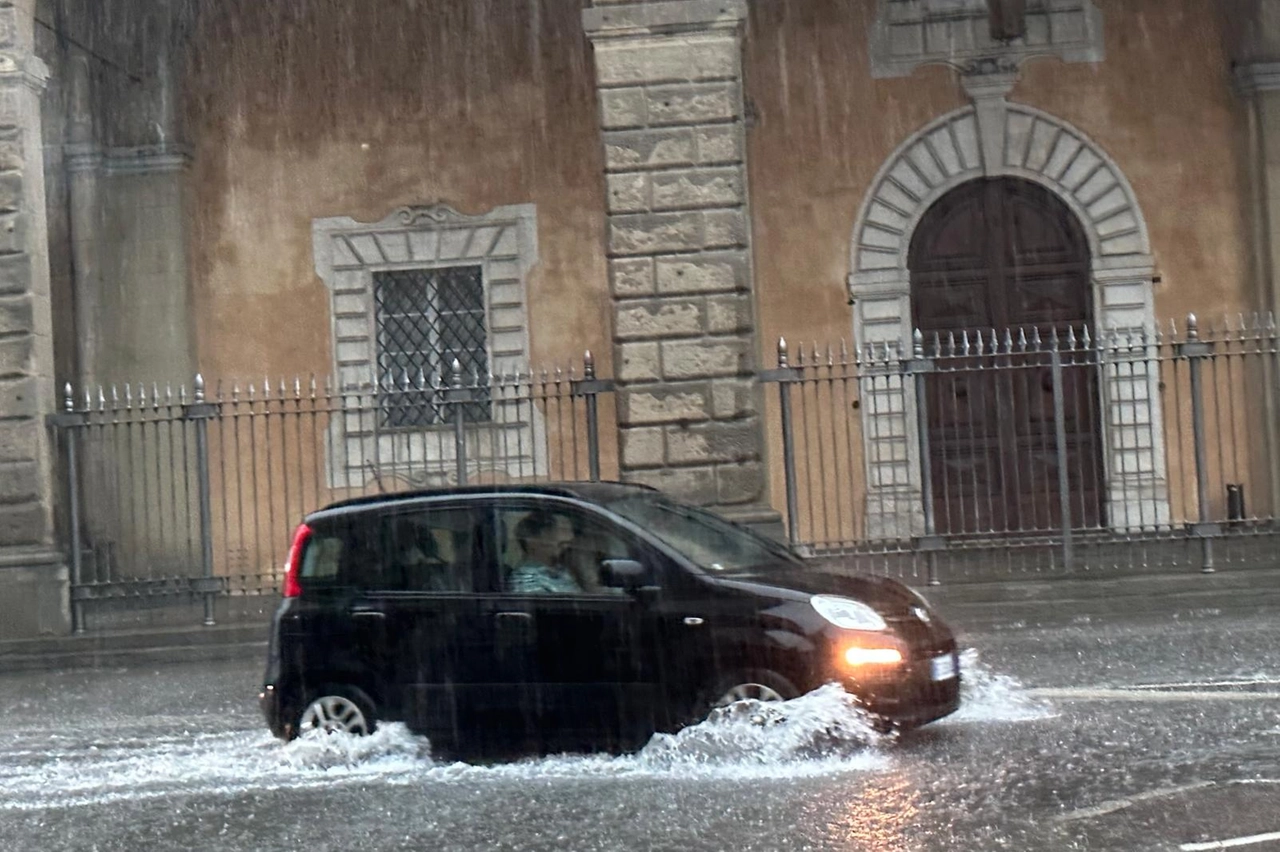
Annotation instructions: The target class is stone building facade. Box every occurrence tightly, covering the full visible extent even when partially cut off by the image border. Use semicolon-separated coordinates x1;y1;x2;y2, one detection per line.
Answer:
3;0;1280;636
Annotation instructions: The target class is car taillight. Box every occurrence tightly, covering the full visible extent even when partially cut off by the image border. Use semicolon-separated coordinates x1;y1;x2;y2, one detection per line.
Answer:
282;523;312;598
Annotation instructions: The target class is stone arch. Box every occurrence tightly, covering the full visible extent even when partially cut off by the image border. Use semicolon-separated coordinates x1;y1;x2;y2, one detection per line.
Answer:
850;103;1151;286
847;104;1168;539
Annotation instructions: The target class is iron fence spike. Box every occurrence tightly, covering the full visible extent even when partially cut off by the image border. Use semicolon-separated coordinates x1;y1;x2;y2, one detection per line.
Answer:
584;349;596;379
912;328;924;359
165;383;173;404
1081;325;1092;348
84;387;92;410
1066;326;1077;348
194;374;206;404
839;338;849;364
178;385;185;405
777;337;788;368
1186;313;1199;340
294;377;302;398
946;331;956;356
63;382;73;412
125;384;134;409
309;374;317;398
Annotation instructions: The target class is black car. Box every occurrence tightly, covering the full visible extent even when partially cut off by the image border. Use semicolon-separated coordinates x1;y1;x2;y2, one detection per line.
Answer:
259;482;959;755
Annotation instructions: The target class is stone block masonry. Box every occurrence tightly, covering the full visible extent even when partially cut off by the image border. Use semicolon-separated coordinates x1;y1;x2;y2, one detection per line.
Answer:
586;0;773;513
0;2;70;638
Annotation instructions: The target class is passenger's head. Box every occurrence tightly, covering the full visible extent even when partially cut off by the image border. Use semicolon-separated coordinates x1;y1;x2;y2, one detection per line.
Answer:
392;518;437;560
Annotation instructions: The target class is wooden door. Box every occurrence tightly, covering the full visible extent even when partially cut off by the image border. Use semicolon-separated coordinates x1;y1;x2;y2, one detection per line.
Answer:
909;178;1104;535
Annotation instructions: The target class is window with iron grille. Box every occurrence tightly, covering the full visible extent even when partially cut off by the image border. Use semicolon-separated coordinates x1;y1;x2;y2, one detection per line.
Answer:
373;266;491;427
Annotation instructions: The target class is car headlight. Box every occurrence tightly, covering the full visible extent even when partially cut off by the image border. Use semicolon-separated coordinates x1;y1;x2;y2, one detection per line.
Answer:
810;595;887;631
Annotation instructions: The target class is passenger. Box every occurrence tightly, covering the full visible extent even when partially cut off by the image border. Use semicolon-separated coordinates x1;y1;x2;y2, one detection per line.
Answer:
508;512;580;594
390;519;448;591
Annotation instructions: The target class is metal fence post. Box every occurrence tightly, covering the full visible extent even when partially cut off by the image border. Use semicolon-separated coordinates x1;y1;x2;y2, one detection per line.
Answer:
1049;333;1074;572
188;374;220;625
446;358;468;486
1178;314;1217;573
584;351;601;482
905;330;944;585
770;338;801;548
55;383;87;633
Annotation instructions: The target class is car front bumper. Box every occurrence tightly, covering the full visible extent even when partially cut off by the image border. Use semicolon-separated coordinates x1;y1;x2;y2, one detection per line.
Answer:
841;649;962;726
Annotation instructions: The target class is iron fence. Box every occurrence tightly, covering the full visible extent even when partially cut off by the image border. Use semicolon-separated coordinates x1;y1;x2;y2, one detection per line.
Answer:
763;313;1280;583
49;313;1280;630
50;354;615;631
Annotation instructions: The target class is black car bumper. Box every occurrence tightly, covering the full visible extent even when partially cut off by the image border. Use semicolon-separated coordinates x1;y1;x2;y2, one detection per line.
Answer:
259;684;293;740
843;650;962;727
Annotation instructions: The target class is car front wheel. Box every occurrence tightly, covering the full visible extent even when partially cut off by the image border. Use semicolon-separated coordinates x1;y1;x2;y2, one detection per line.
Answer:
701;669;800;720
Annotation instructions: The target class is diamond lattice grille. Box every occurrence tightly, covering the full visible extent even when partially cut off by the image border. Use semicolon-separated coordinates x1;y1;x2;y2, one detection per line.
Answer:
374;266;491;427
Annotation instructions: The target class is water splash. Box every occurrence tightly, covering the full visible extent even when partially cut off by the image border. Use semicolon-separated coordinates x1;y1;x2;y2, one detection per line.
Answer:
2;659;1055;810
944;648;1057;724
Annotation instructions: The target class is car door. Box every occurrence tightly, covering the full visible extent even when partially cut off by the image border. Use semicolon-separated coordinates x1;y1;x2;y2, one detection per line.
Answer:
352;501;491;745
477;500;665;752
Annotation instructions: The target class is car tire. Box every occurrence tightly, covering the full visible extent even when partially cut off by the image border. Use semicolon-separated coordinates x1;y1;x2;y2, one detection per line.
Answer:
295;684;378;738
692;668;801;724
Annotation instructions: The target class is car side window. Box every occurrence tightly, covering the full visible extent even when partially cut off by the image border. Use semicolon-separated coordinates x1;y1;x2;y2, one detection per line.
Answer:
375;505;480;593
494;506;639;595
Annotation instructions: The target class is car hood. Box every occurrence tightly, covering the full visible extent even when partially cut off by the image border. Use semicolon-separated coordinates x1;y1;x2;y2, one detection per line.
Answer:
707;565;927;619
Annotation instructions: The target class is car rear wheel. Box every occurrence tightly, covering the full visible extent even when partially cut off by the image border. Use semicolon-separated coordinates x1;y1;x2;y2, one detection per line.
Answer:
297;686;377;737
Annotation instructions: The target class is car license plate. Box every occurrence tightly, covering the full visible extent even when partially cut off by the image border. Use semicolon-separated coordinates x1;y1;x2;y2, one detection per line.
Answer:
930;653;957;681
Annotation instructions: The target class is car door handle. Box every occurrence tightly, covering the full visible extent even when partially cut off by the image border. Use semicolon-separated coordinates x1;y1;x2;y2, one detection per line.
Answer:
349;605;386;619
494;611;533;622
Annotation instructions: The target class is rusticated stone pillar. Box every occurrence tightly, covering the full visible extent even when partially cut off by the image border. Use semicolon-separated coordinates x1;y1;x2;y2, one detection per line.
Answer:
584;0;777;529
0;0;68;638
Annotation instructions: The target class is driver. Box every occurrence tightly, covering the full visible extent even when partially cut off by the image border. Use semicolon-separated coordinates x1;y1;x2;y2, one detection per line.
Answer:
508;512;580;594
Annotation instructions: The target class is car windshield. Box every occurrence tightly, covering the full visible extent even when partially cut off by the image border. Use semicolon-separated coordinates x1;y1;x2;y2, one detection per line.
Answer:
607;495;804;576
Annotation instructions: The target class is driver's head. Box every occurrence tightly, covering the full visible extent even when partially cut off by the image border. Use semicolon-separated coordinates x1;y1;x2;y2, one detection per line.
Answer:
515;511;560;563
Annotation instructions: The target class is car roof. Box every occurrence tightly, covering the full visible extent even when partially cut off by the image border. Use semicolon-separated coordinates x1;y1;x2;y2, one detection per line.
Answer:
306;480;657;522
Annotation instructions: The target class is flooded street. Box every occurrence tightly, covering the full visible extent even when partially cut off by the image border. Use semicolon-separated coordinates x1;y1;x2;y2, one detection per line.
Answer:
2;613;1278;851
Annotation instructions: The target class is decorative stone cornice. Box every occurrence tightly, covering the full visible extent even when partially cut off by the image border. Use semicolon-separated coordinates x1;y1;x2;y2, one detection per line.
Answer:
395;203;489;227
583;0;746;40
1234;61;1280;95
64;143;192;176
0;51;50;95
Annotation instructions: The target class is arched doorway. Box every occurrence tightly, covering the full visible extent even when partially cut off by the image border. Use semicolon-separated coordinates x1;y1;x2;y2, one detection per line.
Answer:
909;177;1105;535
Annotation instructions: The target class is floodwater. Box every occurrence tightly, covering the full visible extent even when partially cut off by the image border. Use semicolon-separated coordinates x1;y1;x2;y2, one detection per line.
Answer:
2;618;1279;851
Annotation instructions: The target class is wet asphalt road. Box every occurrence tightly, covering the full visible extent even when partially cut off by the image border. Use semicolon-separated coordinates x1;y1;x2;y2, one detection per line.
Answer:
1;611;1278;852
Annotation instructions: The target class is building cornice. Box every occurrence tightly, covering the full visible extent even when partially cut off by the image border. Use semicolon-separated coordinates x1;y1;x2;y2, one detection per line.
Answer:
63;143;192;176
0;51;50;95
1235;61;1280;95
583;0;746;40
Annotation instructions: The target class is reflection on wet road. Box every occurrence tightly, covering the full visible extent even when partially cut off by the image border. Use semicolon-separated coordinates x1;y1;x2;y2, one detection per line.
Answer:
1;614;1277;851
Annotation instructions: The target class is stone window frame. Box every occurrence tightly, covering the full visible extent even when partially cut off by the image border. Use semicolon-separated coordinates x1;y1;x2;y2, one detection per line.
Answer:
847;104;1169;538
312;203;542;489
869;0;1105;79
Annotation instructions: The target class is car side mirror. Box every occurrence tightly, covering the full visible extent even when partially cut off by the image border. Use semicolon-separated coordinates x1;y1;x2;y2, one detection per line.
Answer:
600;559;653;590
